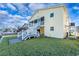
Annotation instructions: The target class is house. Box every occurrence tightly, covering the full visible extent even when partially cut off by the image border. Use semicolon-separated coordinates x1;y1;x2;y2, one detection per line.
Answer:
28;5;69;38
76;26;79;38
69;22;76;36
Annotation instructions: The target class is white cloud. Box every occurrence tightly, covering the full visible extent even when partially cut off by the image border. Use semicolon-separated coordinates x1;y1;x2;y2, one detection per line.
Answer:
26;16;31;20
28;3;60;11
20;20;28;24
29;3;46;11
0;10;28;28
73;6;79;10
9;14;26;20
13;4;30;16
7;3;16;10
8;15;27;25
0;10;8;14
0;10;9;22
0;4;5;8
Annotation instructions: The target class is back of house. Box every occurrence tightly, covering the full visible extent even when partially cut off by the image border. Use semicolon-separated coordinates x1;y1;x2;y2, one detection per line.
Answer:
29;5;69;38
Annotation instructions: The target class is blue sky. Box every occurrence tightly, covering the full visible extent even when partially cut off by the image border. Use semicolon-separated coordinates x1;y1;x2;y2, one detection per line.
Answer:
0;3;79;29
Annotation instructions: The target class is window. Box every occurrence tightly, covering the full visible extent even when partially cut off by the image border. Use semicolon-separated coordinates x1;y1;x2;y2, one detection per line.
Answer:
34;20;37;23
40;16;44;25
70;23;75;26
50;13;54;17
41;16;44;21
50;27;54;31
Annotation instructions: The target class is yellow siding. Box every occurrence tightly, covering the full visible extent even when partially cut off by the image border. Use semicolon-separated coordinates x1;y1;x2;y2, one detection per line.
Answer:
30;6;69;38
63;7;69;38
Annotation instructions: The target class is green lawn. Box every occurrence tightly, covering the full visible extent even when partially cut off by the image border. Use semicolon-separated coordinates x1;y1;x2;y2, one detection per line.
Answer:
0;35;79;56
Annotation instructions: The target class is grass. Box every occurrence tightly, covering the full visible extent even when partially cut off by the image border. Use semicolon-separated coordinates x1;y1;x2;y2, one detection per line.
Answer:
0;34;17;55
0;35;79;56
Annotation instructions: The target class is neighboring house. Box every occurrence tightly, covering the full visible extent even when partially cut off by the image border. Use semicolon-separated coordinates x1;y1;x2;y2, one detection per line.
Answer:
69;22;76;36
76;26;79;38
29;5;69;38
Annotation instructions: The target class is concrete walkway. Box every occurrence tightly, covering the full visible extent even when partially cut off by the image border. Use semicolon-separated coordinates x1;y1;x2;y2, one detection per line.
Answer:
9;38;22;44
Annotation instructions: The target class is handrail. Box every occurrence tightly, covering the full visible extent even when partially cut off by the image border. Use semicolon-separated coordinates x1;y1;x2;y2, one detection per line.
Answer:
17;22;41;40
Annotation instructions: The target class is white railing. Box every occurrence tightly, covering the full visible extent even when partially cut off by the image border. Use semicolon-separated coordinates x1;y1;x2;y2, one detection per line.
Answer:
22;30;30;40
17;22;41;40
